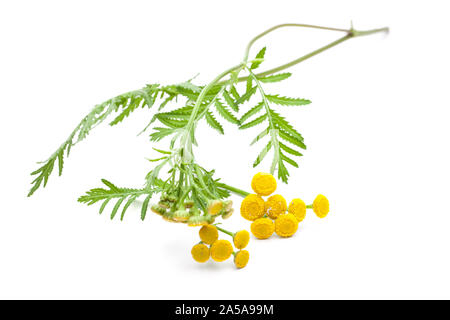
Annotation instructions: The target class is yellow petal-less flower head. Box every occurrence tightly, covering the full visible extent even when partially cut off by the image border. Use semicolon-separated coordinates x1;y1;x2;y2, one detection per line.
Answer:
187;215;209;227
250;218;275;239
199;225;219;245
312;194;330;218
222;208;234;220
191;243;210;263
240;194;265;221
275;213;299;237
251;172;277;196
234;250;250;269
288;198;307;222
210;240;233;262
233;230;250;249
207;200;224;216
265;194;287;219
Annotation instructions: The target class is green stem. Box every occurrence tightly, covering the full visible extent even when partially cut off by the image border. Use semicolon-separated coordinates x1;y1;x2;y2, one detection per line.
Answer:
218;24;388;85
306;204;313;209
181;63;244;156
243;23;350;62
217;183;250;198
216;225;235;237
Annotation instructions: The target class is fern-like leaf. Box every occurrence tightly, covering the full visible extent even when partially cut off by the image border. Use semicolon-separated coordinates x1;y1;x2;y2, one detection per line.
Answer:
253;141;272;167
239;113;268;130
251;47;266;69
214;99;240;125
236;86;257;105
250;127;270;145
266;94;311;106
78;179;155;221
28;85;161;197
239;102;264;124
222;90;239;112
257;73;292;83
205;111;224;134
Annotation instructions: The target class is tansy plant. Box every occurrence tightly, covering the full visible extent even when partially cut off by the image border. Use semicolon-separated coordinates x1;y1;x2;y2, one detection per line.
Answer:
28;23;387;232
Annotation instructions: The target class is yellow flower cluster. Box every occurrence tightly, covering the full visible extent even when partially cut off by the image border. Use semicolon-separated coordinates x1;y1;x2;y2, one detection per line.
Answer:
191;224;250;269
241;172;330;240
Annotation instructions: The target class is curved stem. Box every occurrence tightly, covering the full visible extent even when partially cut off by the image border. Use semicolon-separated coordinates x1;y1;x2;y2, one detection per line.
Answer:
219;25;388;85
243;23;350;62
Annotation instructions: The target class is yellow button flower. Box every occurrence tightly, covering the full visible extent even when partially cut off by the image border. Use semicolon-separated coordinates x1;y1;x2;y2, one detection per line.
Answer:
191;243;210;263
251;172;277;196
210;240;233;262
275;213;298;237
234;250;250;269
233;230;250;249
240;194;265;221
265;194;287;219
312;194;329;218
288;198;307;222
207;200;223;216
250;218;274;239
199;225;219;245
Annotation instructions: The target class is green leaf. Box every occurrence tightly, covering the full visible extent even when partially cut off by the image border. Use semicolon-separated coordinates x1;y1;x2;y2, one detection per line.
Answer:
111;197;125;220
215;100;240;125
269;108;305;143
277;159;289;183
251;47;266;69
281;152;299;168
150;127;178;142
253;141;272;167
239;102;264;124
266;94;311;106
28;85;161;197
141;194;152;221
236;86;257;105
222;90;238;112
205;111;224;134
279;142;303;157
99;199;110;214
250;127;270;145
121;196;137;221
258;72;292;83
246;77;253;94
101;179;120;192
156;116;188;128
239;113;267;130
176;81;201;93
152;147;172;155
229;85;240;100
147;156;168;162
278;130;307;150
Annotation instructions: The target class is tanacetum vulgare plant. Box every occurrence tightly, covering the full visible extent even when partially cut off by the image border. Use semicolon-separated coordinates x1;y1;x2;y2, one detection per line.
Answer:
28;22;388;227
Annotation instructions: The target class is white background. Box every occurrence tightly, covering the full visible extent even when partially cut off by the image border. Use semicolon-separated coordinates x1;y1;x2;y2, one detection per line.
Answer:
1;0;449;299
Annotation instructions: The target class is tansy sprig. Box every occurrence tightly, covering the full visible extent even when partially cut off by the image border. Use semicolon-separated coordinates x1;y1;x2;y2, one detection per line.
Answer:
28;23;385;239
